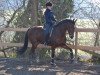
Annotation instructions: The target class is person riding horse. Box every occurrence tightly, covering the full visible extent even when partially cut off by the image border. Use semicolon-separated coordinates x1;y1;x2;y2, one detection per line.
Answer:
44;2;56;45
17;2;76;66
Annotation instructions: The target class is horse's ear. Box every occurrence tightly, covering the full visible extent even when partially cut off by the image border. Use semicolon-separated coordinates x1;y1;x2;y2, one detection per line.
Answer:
73;19;77;23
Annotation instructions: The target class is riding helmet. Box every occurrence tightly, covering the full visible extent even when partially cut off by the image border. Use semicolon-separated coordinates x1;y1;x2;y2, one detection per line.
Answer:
46;2;52;6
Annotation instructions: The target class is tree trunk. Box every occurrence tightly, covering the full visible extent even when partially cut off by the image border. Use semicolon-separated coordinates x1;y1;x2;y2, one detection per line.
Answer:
92;19;100;63
94;20;100;46
29;0;38;25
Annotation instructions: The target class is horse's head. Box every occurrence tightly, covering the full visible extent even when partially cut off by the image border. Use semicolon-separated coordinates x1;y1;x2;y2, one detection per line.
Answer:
67;19;76;39
55;19;76;39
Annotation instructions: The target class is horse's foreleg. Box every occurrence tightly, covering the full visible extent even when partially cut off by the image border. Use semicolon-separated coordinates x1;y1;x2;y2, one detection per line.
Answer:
51;47;56;66
62;44;74;63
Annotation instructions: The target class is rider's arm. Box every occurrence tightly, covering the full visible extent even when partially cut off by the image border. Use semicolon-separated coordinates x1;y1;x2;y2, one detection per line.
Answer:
50;12;56;22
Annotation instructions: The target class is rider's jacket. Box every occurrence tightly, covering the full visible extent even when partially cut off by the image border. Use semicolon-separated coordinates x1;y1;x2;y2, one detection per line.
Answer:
44;8;56;26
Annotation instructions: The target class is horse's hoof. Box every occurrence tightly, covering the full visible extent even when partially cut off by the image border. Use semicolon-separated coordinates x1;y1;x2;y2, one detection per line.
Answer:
50;62;56;66
69;59;74;64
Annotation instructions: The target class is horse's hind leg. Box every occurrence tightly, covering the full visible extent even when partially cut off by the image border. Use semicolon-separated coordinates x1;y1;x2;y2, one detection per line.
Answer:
29;45;37;61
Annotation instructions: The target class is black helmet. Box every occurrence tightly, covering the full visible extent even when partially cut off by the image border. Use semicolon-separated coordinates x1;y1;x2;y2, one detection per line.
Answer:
46;2;52;6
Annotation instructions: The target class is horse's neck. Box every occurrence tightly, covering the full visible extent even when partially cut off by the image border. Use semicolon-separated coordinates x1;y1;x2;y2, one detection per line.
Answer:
55;24;68;34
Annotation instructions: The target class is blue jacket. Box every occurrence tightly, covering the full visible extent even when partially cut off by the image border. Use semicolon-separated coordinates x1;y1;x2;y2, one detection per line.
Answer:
44;9;56;26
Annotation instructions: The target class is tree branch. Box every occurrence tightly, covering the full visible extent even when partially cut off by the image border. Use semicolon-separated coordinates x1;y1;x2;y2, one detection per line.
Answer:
0;0;26;36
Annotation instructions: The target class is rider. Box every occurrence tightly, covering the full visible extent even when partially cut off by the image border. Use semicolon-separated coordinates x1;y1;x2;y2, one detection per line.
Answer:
44;2;56;45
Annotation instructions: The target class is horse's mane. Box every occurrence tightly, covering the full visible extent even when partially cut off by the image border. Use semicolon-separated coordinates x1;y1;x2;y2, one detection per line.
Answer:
55;19;74;27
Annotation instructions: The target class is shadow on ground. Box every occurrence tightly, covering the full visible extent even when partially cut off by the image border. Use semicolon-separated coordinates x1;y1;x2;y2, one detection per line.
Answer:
0;58;100;75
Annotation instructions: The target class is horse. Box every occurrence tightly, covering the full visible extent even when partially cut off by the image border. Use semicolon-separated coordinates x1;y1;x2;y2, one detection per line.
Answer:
17;19;76;65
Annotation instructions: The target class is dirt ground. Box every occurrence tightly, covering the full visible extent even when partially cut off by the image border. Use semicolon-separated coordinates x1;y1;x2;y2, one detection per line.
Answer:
0;58;100;75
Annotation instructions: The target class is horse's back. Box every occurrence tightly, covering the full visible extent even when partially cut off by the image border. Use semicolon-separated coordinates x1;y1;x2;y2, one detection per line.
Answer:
28;26;43;32
28;26;45;43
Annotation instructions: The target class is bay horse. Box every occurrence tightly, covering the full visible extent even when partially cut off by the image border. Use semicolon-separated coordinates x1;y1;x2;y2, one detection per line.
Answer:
17;19;76;65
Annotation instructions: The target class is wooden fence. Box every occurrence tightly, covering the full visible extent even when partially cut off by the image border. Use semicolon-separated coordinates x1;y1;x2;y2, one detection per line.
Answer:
0;28;100;59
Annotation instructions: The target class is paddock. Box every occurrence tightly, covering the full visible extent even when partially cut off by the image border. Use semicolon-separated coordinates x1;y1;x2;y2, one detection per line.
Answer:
0;58;100;75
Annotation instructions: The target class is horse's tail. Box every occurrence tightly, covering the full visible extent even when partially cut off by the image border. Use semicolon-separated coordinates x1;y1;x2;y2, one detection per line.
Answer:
17;29;29;55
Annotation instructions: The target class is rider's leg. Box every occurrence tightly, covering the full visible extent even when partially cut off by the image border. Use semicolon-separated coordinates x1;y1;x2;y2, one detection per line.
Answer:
44;25;50;45
45;33;49;44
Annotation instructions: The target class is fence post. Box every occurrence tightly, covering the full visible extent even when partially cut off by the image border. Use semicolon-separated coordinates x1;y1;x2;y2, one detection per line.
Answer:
75;31;78;63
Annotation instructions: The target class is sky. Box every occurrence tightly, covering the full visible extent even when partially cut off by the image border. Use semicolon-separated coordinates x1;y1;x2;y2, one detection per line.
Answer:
73;0;100;19
0;0;22;10
91;0;100;4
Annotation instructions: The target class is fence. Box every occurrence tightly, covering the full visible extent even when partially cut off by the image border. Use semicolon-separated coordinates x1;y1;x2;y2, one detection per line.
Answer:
0;28;100;60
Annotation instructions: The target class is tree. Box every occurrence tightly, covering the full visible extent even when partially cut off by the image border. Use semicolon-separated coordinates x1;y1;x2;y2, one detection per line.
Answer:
92;19;100;63
51;0;74;21
13;0;39;43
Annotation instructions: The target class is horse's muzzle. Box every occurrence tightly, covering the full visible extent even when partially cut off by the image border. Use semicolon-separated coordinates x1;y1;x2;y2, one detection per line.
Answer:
69;35;74;39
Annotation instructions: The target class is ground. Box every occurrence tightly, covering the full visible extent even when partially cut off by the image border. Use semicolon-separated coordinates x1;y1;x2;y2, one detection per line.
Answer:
0;58;100;75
